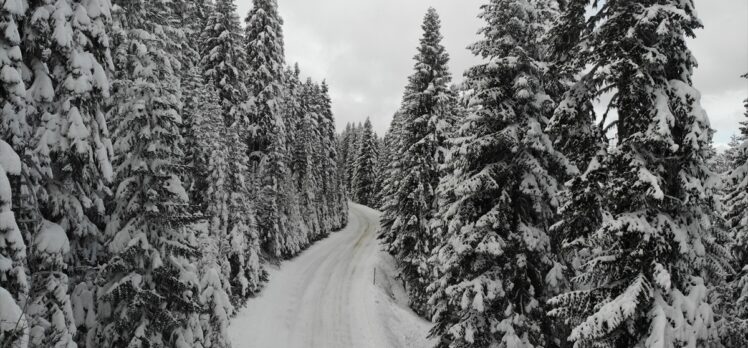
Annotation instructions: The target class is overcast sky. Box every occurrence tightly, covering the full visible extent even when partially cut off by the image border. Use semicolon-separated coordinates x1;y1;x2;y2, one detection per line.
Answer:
235;0;748;145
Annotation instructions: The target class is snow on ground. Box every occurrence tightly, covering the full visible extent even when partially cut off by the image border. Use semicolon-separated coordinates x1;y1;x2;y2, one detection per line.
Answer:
229;203;435;348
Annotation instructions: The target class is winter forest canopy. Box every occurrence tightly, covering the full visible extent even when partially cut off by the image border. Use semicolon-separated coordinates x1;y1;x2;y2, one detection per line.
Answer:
0;0;747;348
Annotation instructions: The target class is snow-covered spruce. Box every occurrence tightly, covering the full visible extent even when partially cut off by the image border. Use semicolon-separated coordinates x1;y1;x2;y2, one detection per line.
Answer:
338;122;360;196
245;0;302;258
375;112;405;211
201;0;248;128
22;1;115;346
427;1;573;346
0;4;29;347
547;1;731;347
720;74;748;347
27;220;76;347
287;69;322;240
319;81;350;230
183;66;262;328
193;69;264;305
351;118;378;207
379;7;456;317
0;141;28;347
97;1;203;346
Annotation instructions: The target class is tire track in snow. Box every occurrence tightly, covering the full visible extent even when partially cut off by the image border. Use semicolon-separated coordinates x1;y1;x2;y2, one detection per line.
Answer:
228;203;433;348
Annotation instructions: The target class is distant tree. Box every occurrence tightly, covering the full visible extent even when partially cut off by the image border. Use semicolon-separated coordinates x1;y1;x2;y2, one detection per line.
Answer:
318;81;348;230
352;118;378;207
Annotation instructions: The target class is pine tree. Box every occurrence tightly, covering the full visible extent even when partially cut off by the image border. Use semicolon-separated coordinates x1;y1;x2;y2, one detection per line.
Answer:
428;1;573;346
97;1;202;346
245;0;304;258
201;0;248;127
184;0;214;46
22;0;115;345
0;141;28;347
376;112;405;210
725;134;745;170
352;118;378;207
345;123;362;196
244;0;286;157
27;220;77;347
721;75;748;346
180;70;245;347
338;123;355;194
379;8;455;316
0;0;27;152
319;81;348;230
547;1;730;347
0;4;29;346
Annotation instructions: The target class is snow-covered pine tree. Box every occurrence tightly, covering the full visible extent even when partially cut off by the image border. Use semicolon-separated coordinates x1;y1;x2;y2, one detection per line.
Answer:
375;112;405;211
181;67;208;202
224;125;264;300
379;7;455;317
245;0;305;258
427;1;574;346
345;123;362;196
351;118;378;207
97;1;203;346
195;86;263;305
22;0;114;345
721;75;748;346
287;69;321;240
244;0;286;159
183;0;214;51
706;135;742;174
0;141;28;347
319;81;348;230
337;123;355;194
0;0;27;153
201;0;248;127
187;76;237;347
0;6;29;346
26;220;77;347
198;0;266;299
547;1;731;347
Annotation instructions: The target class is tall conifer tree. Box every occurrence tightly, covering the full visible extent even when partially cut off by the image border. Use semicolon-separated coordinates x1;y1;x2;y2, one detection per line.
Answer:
428;1;572;346
0;141;28;347
245;0;301;257
97;1;202;346
22;0;115;345
379;8;455;316
0;2;29;346
352;118;378;207
202;0;248;127
721;75;748;346
548;1;730;346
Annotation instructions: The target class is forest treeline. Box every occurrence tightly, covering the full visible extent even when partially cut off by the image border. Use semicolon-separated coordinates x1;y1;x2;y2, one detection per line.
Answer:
0;0;347;347
370;1;748;348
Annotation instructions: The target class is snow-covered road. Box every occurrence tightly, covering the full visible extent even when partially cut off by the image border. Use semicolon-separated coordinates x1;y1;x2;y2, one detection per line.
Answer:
228;203;434;348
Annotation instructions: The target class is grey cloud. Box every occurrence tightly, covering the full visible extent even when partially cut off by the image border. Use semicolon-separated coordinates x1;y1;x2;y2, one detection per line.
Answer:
236;0;747;141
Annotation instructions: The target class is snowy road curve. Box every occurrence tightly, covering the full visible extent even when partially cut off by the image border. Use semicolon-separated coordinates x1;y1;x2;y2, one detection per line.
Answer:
228;203;434;348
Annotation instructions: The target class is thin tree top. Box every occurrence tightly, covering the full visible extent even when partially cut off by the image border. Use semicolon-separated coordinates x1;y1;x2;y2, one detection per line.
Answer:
245;0;286;91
